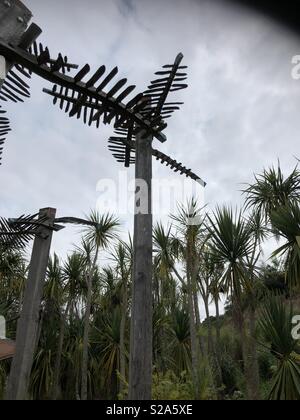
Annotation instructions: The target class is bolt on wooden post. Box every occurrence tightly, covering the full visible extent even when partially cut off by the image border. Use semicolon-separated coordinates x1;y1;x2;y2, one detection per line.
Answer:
129;131;153;400
5;208;56;401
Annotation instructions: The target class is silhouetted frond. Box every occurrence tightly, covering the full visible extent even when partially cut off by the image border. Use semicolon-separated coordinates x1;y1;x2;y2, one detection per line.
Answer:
0;105;11;165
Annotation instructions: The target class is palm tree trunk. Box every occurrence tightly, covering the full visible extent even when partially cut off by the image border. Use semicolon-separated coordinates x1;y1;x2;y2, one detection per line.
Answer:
214;296;221;350
193;291;201;329
81;248;99;401
232;295;255;400
119;274;128;393
186;246;200;398
81;272;92;400
187;276;200;398
51;299;71;400
172;265;186;287
203;297;213;354
247;305;260;400
81;246;99;401
206;295;223;400
194;290;205;357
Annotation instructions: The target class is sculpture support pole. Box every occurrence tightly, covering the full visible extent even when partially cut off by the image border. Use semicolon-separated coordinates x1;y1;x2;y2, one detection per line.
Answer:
0;0;32;88
0;55;7;88
129;132;153;400
6;208;56;401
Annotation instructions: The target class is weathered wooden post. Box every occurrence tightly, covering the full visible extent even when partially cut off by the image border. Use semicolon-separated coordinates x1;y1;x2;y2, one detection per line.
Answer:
129;132;153;400
5;207;56;401
0;0;32;87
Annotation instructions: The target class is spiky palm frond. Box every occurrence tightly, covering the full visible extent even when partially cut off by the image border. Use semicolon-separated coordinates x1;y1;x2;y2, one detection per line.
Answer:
206;207;255;297
169;307;191;375
270;203;300;287
153;223;176;275
110;238;132;279
45;254;63;305
62;253;86;298
243;164;300;221
0;214;39;250
92;308;121;383
246;210;269;245
83;211;120;251
171;198;205;230
258;297;300;401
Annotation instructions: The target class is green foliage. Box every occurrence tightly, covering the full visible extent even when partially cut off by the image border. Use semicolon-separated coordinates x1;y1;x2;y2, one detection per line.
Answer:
152;371;195;400
258;297;300;400
1;163;300;401
206;206;255;297
271;203;300;287
244;164;300;220
169;307;191;375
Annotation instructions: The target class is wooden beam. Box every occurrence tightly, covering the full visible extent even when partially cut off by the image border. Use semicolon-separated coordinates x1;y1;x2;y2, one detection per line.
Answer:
5;208;56;401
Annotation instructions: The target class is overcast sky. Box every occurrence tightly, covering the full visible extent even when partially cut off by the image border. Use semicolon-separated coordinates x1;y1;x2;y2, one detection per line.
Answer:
1;0;300;263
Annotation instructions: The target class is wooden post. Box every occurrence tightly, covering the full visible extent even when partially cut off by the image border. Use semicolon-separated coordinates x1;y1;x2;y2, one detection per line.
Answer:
0;0;32;45
0;0;33;88
129;132;153;400
0;55;7;86
5;208;56;401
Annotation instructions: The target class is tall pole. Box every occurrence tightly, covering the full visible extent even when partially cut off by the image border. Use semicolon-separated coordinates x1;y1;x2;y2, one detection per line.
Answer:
0;0;32;88
0;55;7;87
129;131;153;400
5;207;56;400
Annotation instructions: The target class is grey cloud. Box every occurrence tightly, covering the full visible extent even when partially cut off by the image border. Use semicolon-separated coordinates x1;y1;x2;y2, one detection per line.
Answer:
0;0;299;260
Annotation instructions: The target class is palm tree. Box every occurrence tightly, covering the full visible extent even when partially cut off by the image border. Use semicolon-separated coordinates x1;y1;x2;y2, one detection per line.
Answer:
258;296;300;400
51;252;85;400
171;199;206;398
197;249;215;354
92;307;122;399
244;163;300;221
81;211;119;400
37;255;63;349
208;274;223;353
169;306;191;375
206;206;260;399
270;203;300;287
110;238;132;393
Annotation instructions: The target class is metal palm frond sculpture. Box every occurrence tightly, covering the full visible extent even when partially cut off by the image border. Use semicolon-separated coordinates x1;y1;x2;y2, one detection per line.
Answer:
107;53;206;186
0;1;168;165
0;212;105;249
